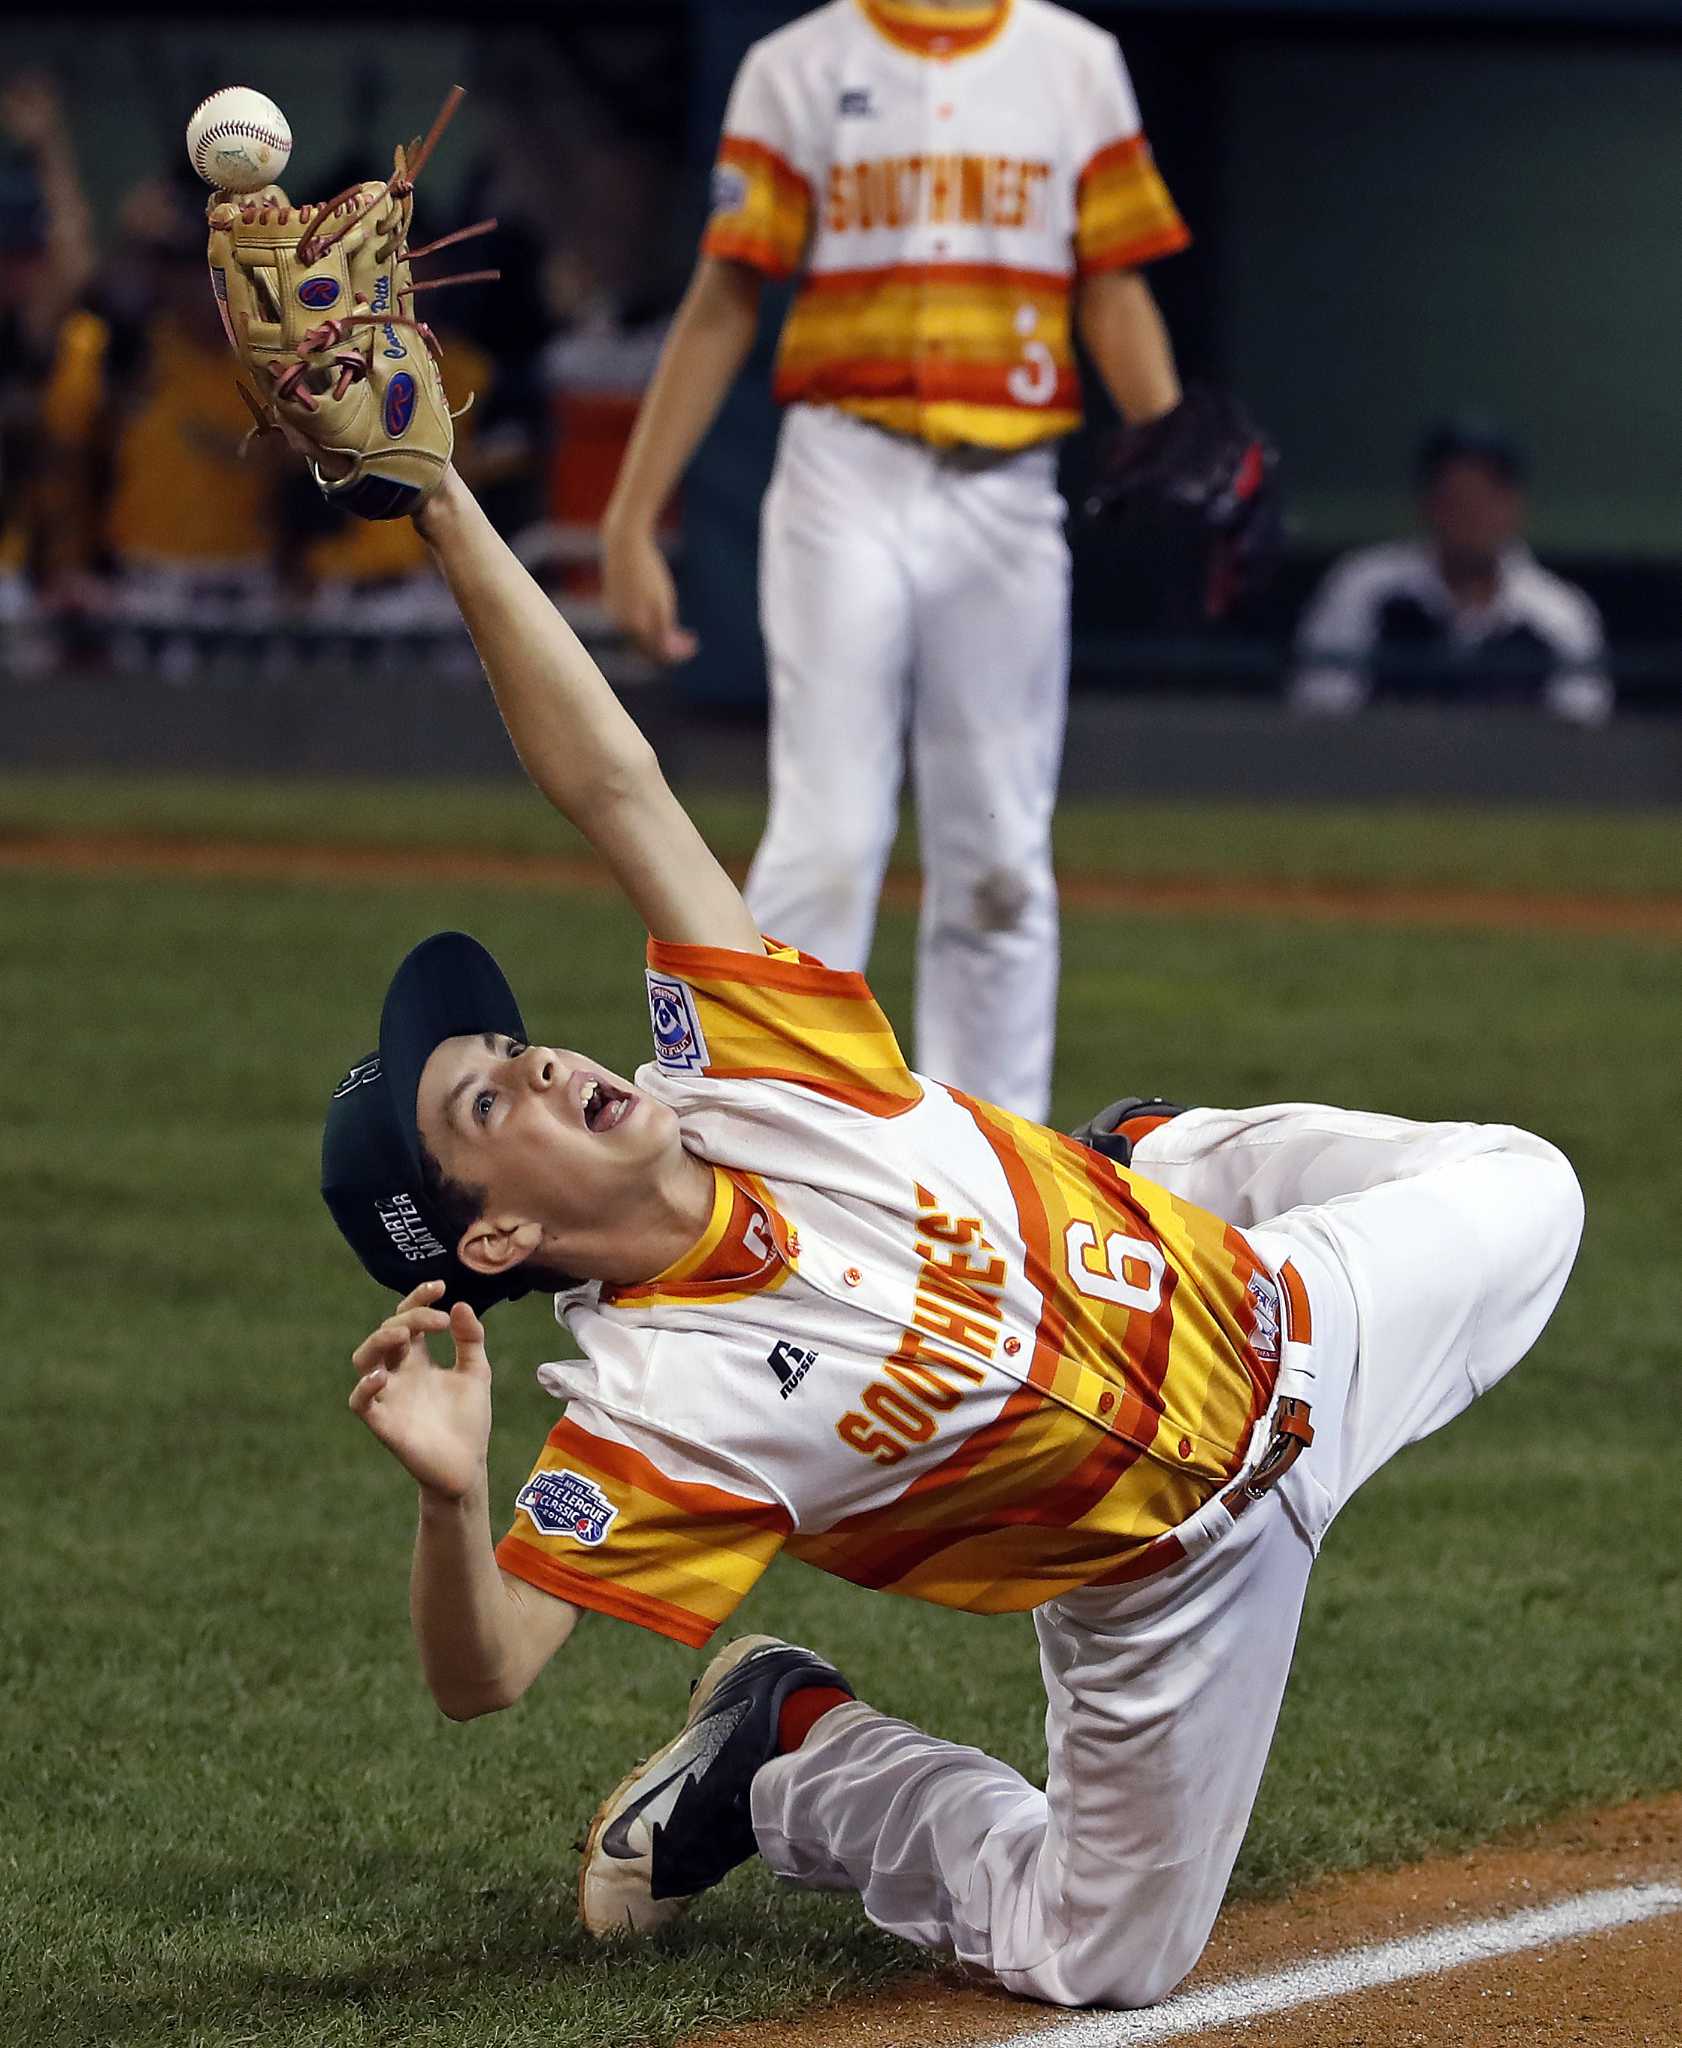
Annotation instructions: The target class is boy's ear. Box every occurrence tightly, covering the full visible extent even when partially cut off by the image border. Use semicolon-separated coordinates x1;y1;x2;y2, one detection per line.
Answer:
456;1216;544;1278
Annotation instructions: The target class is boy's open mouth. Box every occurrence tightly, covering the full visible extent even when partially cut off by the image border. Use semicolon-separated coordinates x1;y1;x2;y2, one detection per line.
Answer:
581;1076;634;1133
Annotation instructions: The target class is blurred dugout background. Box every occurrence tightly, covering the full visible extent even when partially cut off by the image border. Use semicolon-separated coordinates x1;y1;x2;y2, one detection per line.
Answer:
4;0;1682;800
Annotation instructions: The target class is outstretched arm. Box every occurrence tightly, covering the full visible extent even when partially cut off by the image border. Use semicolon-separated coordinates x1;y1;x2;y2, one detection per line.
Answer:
414;472;763;954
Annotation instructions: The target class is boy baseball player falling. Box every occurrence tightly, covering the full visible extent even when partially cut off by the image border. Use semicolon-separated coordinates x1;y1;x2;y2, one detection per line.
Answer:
321;463;1584;2008
603;0;1192;1121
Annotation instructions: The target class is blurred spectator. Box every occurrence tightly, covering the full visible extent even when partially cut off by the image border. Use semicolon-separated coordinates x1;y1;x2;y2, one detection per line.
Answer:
447;153;551;539
7;170;293;670
0;71;94;616
1291;420;1612;725
91;175;287;666
541;243;672;599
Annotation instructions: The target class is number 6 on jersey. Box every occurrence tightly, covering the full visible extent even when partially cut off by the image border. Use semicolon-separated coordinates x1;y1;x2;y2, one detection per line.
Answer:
1064;1221;1165;1313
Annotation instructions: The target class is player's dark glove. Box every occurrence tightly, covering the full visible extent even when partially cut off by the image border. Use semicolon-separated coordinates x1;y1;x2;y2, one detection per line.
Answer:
1085;384;1281;621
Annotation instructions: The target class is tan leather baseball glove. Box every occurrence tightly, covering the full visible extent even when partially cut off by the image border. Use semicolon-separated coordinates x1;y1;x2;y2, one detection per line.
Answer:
205;89;494;520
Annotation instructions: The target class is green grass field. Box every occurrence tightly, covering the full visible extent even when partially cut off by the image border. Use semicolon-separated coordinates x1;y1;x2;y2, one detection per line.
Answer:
4;774;1680;2048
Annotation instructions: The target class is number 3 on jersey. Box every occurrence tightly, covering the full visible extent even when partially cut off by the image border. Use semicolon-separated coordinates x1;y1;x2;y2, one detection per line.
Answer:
1063;1220;1165;1313
1006;303;1058;408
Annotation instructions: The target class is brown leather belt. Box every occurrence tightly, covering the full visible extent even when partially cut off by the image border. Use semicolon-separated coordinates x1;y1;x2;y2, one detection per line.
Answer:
1221;1396;1314;1518
1086;1256;1319;1589
1223;1253;1318;1516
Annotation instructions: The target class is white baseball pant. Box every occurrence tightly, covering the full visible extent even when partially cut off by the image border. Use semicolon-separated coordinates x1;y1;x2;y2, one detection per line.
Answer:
750;1104;1585;2007
745;403;1071;1122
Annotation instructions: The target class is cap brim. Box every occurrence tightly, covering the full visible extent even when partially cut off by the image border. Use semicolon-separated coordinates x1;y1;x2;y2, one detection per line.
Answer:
378;931;528;1179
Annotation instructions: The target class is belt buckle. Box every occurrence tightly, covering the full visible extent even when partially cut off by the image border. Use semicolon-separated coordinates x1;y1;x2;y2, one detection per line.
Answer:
1223;1396;1315;1514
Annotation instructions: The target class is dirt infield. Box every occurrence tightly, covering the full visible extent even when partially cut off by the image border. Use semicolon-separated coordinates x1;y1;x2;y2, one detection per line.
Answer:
689;1793;1682;2048
5;828;1682;941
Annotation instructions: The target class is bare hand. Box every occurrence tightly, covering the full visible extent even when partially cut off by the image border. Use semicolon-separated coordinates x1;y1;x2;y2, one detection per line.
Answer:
348;1280;493;1501
602;525;698;665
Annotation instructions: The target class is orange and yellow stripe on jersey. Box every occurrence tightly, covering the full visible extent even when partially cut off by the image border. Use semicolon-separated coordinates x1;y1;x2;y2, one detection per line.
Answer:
599;1164;791;1313
790;1099;1278;1610
952;1091;1278;1479
646;936;924;1117
772;261;1081;448
856;0;1016;60
704;135;812;280
1076;135;1191;274
788;1387;1211;1608
496;1415;791;1648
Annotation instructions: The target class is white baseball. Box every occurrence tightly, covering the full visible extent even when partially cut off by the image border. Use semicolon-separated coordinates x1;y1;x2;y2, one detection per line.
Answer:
186;87;293;193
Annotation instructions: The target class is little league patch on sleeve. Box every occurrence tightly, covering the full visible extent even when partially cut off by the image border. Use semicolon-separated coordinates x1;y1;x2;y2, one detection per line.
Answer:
646;972;710;1074
710;163;749;216
516;1469;619;1547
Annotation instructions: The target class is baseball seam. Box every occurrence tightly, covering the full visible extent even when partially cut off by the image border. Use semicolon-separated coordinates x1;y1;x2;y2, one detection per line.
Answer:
193;119;292;175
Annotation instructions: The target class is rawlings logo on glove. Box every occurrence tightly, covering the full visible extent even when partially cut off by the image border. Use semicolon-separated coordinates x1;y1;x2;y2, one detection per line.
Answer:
204;87;496;521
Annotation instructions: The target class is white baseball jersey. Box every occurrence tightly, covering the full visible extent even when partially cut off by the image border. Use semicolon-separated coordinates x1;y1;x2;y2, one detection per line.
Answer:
703;0;1189;448
495;939;1307;1649
752;1107;1583;2003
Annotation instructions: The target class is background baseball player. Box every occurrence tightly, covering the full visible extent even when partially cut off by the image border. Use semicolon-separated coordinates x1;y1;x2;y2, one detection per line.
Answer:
313;454;1582;2005
602;0;1193;1121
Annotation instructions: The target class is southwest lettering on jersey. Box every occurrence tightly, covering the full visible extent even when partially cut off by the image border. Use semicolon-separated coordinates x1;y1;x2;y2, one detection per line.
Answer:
837;1183;1007;1464
702;9;1191;449
500;939;1286;1646
823;156;1055;236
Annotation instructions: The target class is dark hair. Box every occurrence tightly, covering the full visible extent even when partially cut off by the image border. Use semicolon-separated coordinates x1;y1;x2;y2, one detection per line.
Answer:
419;1141;488;1247
1415;418;1527;492
418;1141;583;1298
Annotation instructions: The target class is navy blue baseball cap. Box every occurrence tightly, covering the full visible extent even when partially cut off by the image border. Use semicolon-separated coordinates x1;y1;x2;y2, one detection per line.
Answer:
321;931;533;1312
1416;416;1528;490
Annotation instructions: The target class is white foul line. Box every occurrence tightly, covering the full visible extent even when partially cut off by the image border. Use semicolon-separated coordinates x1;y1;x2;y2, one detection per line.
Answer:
998;1882;1682;2048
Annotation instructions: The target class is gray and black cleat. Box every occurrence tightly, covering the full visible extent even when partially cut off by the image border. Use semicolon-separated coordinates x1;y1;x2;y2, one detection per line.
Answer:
1068;1097;1190;1167
579;1633;854;1935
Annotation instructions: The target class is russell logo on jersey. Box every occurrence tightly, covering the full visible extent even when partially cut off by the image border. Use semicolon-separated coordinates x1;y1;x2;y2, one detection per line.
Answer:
768;1340;819;1399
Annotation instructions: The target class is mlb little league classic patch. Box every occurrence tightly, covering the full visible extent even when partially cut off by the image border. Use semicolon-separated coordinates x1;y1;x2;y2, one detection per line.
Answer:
516;1469;619;1547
